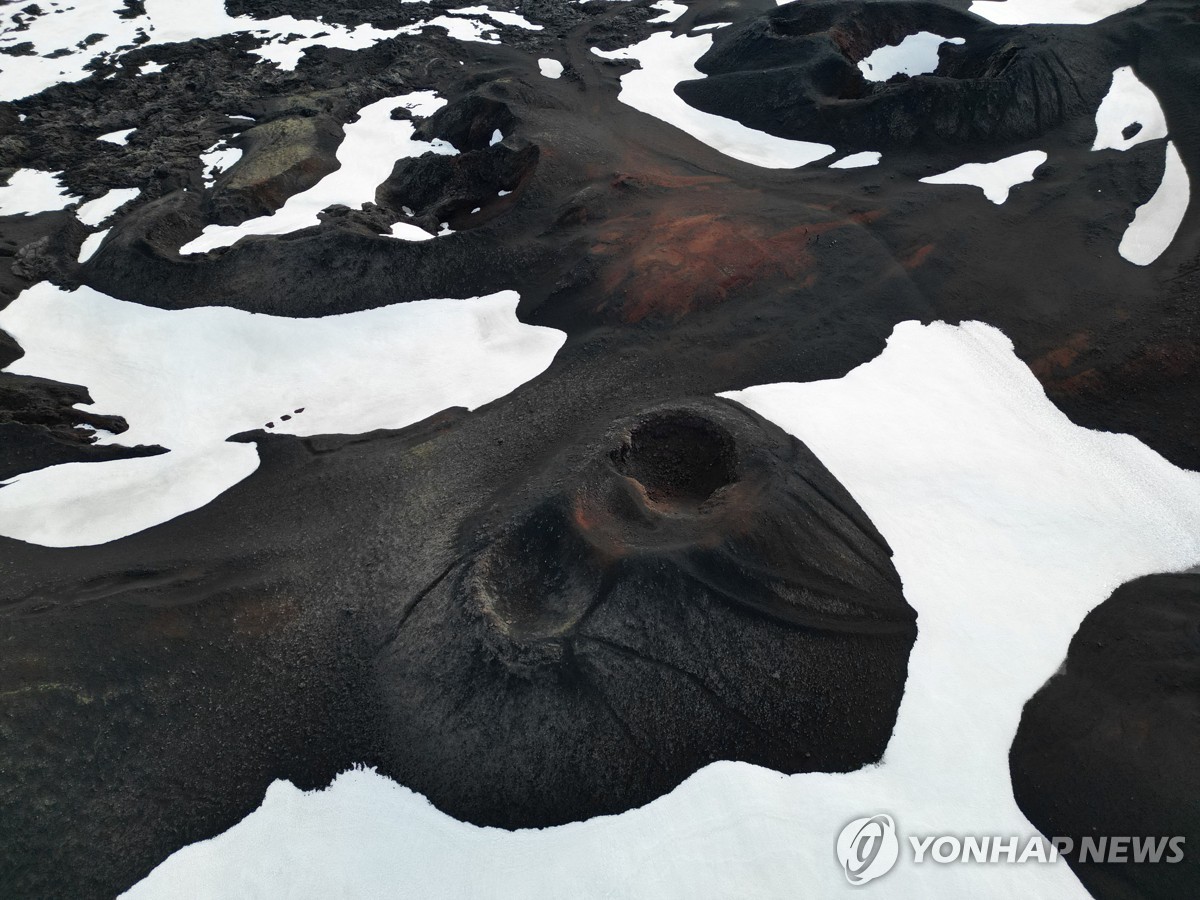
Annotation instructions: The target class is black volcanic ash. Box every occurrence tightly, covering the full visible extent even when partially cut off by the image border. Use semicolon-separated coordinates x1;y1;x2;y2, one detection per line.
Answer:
374;399;916;828
1011;571;1200;900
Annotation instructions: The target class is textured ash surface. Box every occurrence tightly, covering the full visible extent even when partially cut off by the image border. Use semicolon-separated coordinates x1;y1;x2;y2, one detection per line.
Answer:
1;0;1199;898
1012;572;1200;900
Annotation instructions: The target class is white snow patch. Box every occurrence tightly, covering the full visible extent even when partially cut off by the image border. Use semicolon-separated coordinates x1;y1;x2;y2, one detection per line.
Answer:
76;187;140;227
97;128;135;145
0;283;565;547
137;0;414;71
386;222;437;242
592;32;834;169
1092;66;1168;152
77;228;110;263
199;143;243;188
0;0;145;100
446;6;543;30
139;61;167;76
1119;141;1190;266
967;0;1146;25
123;320;1200;900
399;16;503;45
0;446;262;549
692;22;730;32
182;93;455;254
920;150;1047;204
857;32;963;83
0;0;520;101
0;169;79;215
830;151;881;169
648;1;687;24
538;58;564;79
489;129;503;146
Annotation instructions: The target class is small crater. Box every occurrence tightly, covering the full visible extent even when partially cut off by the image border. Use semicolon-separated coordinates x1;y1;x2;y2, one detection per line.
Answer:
611;411;737;505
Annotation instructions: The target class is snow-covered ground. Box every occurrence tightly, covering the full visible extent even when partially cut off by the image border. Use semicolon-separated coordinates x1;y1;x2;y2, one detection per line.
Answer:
1089;67;1190;265
0;169;79;215
647;1;687;25
77;229;110;263
97;128;136;145
182;92;455;254
592;33;834;169
199;143;243;188
830;151;882;170
857;32;964;83
76;187;140;226
0;285;565;547
1120;142;1190;266
0;0;545;101
967;0;1147;26
1092;66;1169;152
123;320;1200;899
920;151;1048;204
766;0;1145;18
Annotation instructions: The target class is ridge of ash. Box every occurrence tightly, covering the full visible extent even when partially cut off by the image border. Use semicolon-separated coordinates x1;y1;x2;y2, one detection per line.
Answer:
1011;571;1200;900
373;398;917;828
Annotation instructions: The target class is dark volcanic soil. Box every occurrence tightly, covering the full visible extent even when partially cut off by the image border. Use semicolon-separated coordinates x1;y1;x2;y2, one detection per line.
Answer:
1;0;1199;898
376;399;915;828
1011;571;1200;900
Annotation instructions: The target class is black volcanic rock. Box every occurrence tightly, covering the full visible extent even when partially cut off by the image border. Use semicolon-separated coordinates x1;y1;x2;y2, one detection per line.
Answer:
0;373;166;479
414;93;518;153
375;399;916;827
207;111;346;225
378;142;539;229
677;0;1110;152
1011;571;1200;900
0;386;914;899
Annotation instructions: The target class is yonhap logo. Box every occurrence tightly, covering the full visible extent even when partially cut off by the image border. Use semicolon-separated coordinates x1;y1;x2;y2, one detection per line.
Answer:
834;813;1186;885
837;814;900;885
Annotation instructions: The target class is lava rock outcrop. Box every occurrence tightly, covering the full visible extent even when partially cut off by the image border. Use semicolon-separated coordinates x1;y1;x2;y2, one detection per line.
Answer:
1011;571;1200;900
677;0;1110;151
374;399;917;827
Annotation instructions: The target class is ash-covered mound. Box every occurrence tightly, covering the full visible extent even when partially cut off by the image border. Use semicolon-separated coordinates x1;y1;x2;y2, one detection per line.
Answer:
676;0;1111;151
374;398;916;828
1011;571;1200;900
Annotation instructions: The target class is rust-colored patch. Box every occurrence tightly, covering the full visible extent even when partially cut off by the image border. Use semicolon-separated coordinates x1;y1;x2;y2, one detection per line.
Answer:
1037;333;1199;404
557;143;884;324
1054;368;1104;394
592;210;860;323
1029;331;1093;382
849;208;885;226
901;243;936;270
570;491;630;561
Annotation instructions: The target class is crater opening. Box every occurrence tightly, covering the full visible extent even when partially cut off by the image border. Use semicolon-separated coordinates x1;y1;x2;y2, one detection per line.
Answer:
612;412;737;505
